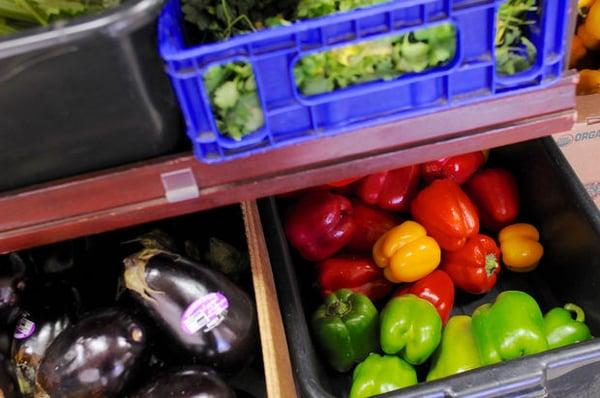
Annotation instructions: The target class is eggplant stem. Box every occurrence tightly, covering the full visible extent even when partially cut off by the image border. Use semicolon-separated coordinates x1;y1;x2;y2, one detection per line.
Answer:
123;249;166;303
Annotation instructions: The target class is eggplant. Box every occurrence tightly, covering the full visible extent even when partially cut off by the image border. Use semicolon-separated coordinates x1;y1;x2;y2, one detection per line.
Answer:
0;254;27;320
184;237;250;282
36;309;147;398
0;355;19;398
128;229;178;252
12;312;69;397
123;249;257;371
25;240;82;276
130;366;236;398
0;254;28;357
11;281;79;397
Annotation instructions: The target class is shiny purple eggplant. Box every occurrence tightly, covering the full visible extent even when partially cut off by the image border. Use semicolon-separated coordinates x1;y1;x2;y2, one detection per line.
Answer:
36;309;147;398
11;281;79;397
0;254;27;321
131;366;235;398
123;249;257;371
0;355;18;398
0;254;28;357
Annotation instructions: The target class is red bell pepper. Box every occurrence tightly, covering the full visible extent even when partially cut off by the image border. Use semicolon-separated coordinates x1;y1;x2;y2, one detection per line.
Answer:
441;234;501;294
410;179;479;251
318;255;393;301
327;177;362;188
354;165;421;212
346;200;399;254
393;270;454;324
285;191;357;261
422;151;487;185
465;168;520;232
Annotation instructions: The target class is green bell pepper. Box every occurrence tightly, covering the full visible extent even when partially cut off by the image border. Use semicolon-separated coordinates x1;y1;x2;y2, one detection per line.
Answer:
349;353;417;398
544;303;593;349
472;290;548;365
427;315;482;381
311;289;378;372
379;294;442;365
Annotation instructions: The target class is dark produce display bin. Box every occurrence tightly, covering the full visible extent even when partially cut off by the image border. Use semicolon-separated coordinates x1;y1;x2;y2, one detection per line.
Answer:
0;0;182;193
2;206;266;398
260;137;600;397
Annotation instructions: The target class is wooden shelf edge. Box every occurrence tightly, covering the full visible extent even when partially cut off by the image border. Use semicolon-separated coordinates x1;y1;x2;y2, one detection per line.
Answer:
0;77;577;253
242;201;297;398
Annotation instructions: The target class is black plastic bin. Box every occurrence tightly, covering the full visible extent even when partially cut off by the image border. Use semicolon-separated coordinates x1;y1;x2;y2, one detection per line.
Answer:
0;0;182;192
260;137;600;397
4;206;266;397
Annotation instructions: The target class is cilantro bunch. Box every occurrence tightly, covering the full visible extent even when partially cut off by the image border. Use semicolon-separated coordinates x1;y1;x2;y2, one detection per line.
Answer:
495;0;539;75
181;0;397;43
0;0;121;36
204;62;264;141
181;0;296;42
296;0;388;19
295;23;456;96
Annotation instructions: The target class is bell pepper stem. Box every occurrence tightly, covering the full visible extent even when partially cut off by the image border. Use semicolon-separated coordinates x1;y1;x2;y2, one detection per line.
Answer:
328;300;351;317
564;303;585;322
485;254;499;277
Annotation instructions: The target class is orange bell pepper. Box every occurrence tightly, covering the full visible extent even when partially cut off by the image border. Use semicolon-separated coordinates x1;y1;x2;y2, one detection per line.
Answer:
498;223;544;272
578;69;600;95
373;221;441;283
570;35;587;68
577;25;600;50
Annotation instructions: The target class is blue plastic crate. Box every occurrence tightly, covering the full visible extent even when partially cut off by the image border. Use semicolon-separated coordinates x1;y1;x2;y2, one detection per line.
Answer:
158;0;570;163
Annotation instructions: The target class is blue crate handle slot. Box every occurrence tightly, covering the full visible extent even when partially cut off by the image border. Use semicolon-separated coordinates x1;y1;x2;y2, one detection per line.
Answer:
289;19;463;107
496;0;569;87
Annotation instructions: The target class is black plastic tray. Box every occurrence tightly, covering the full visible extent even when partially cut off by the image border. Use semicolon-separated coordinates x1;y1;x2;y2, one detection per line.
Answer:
260;137;600;397
0;0;183;192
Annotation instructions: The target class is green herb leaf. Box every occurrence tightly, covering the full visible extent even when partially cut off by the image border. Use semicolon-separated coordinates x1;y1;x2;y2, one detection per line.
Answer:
297;0;388;19
204;61;265;140
301;76;335;95
294;23;456;96
204;65;227;95
0;0;121;36
213;80;240;110
495;0;539;76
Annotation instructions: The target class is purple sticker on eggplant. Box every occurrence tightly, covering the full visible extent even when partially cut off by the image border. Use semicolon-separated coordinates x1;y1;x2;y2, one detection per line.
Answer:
180;292;229;335
14;315;36;340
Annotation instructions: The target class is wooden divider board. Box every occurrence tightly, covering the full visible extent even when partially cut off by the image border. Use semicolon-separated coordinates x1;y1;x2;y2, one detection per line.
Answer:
241;201;297;398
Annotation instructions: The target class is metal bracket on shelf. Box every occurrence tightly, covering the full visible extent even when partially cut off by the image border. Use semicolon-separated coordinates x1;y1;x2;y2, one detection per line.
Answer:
161;168;200;203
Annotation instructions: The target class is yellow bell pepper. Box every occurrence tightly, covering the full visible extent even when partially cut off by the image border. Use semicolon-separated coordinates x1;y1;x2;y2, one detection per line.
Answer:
373;221;441;283
570;35;587;68
499;223;544;272
578;69;600;95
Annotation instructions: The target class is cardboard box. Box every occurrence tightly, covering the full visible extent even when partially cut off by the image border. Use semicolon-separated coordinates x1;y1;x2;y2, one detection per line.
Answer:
554;93;600;208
